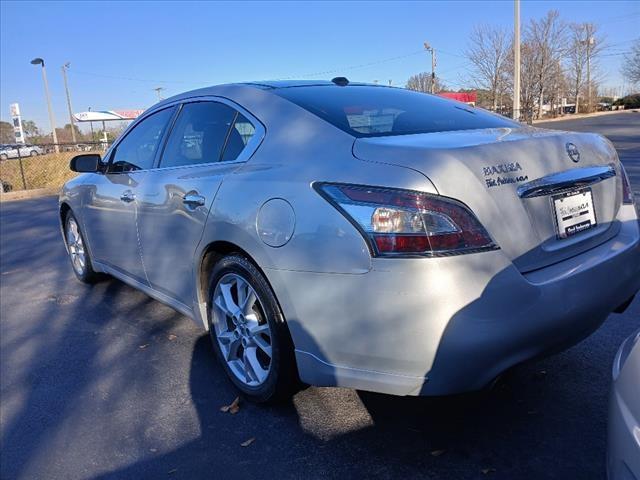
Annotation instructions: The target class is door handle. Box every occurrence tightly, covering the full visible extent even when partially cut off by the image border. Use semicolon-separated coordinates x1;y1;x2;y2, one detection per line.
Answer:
120;191;135;203
183;192;205;207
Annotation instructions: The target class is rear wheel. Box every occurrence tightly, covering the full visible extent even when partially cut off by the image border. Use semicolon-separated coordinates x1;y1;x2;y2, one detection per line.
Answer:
30;150;38;156
208;254;298;402
64;212;100;283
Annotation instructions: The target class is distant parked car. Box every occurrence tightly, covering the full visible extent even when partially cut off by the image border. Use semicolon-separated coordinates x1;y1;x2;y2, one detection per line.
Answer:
0;144;44;160
608;329;640;480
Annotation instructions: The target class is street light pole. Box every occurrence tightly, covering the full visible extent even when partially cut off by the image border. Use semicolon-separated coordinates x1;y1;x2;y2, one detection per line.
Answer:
30;57;59;153
424;42;436;94
61;62;77;144
513;0;521;121
154;87;165;101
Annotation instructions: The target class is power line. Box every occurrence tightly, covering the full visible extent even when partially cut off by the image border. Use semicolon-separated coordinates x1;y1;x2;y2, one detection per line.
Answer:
436;49;467;59
69;49;428;86
69;69;202;85
65;43;473;88
279;49;425;79
597;13;640;25
599;52;629;57
602;38;639;49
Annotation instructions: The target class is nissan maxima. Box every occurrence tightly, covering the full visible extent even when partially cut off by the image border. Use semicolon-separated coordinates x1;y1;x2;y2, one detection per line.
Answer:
60;79;640;402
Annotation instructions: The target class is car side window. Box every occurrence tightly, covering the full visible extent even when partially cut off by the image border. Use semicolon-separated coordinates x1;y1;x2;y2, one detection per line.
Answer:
221;113;256;162
109;107;174;173
160;102;238;168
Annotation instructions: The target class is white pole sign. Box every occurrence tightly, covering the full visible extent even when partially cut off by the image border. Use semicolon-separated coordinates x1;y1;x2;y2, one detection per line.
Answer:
10;103;25;144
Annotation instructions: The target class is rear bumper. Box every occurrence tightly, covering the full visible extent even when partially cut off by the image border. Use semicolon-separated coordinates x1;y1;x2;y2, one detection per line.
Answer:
267;207;640;396
424;217;640;395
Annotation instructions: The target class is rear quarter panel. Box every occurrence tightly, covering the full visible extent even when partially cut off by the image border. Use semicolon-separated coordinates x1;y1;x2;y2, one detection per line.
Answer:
192;89;437;330
197;109;437;275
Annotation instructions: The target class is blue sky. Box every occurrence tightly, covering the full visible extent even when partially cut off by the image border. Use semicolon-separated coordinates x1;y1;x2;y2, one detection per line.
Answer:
1;0;638;133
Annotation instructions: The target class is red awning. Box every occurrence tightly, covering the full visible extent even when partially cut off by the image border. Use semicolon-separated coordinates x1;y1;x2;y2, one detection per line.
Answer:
437;92;477;103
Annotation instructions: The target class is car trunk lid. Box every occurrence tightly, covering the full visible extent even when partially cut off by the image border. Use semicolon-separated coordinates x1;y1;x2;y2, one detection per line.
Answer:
353;127;623;272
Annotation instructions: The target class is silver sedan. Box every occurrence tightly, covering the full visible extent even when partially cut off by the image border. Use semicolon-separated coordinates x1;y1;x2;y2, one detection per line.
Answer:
59;80;640;402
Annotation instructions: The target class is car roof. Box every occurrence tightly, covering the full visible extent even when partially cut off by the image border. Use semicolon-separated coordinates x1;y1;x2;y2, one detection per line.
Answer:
235;80;374;89
152;80;387;112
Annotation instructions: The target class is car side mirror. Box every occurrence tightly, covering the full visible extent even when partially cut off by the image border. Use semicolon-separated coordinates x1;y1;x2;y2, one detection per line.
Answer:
70;154;101;173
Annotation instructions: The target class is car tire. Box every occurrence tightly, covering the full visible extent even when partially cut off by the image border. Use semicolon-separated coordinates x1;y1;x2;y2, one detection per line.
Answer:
30;150;38;156
0;154;7;160
64;211;100;283
207;254;298;403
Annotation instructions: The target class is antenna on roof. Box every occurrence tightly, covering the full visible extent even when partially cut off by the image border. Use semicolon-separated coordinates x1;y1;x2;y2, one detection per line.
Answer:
331;77;349;86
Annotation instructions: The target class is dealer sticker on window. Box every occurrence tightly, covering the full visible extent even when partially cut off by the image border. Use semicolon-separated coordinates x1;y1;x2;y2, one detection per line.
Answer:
552;188;597;239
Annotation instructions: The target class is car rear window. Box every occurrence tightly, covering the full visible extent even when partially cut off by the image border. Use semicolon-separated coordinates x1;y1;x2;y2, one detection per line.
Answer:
273;85;516;137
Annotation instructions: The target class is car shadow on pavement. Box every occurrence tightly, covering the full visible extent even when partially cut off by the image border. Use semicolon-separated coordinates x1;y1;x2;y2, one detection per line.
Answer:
90;331;614;480
0;277;152;478
93;334;292;480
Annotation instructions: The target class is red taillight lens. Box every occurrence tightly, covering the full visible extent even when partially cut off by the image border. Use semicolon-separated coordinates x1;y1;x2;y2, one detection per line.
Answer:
316;183;498;257
621;164;634;205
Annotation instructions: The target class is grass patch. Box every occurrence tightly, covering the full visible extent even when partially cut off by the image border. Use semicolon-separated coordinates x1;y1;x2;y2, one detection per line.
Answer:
0;152;80;191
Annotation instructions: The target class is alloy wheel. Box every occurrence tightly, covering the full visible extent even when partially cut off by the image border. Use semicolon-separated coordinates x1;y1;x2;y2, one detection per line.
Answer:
212;273;273;387
66;217;86;275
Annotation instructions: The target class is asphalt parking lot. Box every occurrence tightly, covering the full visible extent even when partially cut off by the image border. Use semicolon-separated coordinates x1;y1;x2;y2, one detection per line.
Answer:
1;111;639;480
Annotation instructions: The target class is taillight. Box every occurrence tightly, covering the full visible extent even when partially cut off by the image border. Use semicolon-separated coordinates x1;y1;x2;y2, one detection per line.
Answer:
621;164;635;205
315;183;498;257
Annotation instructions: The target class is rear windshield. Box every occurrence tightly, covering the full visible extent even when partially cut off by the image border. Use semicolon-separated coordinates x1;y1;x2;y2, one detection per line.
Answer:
273;85;516;138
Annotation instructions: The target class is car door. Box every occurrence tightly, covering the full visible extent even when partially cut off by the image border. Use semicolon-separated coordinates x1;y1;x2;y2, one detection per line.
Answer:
82;106;175;283
136;98;261;308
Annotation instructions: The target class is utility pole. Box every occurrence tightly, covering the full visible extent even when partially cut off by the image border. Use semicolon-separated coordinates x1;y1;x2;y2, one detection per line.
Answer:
30;57;59;152
88;107;94;142
586;35;594;114
513;0;521;121
154;87;165;101
424;42;436;93
61;62;77;144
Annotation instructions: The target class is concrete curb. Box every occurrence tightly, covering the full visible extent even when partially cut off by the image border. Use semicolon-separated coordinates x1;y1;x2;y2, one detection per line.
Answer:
533;109;638;124
0;187;59;202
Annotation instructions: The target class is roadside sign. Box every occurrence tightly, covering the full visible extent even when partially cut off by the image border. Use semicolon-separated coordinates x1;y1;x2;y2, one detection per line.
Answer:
73;109;145;122
10;103;25;144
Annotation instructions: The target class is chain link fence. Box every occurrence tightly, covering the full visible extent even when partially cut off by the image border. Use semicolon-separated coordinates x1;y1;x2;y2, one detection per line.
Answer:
0;142;113;193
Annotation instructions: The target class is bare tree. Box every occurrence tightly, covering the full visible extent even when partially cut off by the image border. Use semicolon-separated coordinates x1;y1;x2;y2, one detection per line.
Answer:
566;23;604;113
567;24;588;114
0;121;13;143
21;120;41;139
504;40;537;121
544;60;567;117
465;24;511;111
524;10;567;118
622;39;640;86
406;72;447;93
